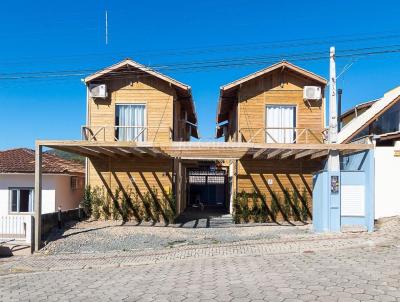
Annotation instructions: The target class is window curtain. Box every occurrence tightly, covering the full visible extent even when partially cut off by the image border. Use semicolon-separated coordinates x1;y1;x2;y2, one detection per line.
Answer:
266;105;296;143
116;105;145;141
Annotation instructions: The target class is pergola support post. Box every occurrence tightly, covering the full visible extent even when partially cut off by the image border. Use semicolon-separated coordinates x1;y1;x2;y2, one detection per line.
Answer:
34;143;42;252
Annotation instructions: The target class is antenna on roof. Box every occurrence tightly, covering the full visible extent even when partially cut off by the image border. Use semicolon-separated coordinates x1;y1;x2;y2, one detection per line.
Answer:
105;10;108;45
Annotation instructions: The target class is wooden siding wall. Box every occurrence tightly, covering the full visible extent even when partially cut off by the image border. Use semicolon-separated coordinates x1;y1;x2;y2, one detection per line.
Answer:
88;76;176;143
87;75;186;212
88;157;173;207
237;69;325;143
173;99;190;141
228;104;238;142
237;158;324;220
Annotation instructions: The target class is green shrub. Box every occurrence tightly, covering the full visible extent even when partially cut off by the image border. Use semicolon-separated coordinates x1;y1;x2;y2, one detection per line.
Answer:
239;191;250;223
259;194;269;223
149;188;162;223
168;189;176;216
142;192;154;222
270;192;279;222
129;191;142;223
291;190;301;221
232;194;241;224
80;185;93;217
111;188;122;220
91;186;104;220
283;189;292;221
162;189;176;224
121;192;130;222
102;199;111;220
251;191;260;223
301;187;309;221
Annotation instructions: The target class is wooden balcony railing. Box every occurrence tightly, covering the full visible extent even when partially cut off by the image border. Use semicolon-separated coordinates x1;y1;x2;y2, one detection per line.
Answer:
239;127;327;144
81;126;173;142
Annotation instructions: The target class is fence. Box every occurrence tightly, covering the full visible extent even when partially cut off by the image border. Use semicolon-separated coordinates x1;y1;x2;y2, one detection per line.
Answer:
41;208;84;238
81;125;173;142
0;215;32;244
238;127;327;144
0;208;84;247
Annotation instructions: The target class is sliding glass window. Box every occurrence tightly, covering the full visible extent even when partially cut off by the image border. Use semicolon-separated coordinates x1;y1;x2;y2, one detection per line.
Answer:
9;188;34;213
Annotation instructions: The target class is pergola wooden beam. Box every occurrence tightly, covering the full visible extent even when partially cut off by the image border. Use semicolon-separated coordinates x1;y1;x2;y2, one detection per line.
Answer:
52;146;104;158
311;149;330;159
119;147;144;158
106;147;132;158
37;140;373;161
140;148;162;157
253;148;271;159
93;147;118;158
265;149;286;159
295;149;324;159
280;149;305;159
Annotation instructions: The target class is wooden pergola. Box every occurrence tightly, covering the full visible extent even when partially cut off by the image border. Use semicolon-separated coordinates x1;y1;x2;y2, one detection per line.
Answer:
33;140;373;251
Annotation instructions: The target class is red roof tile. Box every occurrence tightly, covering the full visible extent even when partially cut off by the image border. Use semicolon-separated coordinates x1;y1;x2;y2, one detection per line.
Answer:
0;148;84;174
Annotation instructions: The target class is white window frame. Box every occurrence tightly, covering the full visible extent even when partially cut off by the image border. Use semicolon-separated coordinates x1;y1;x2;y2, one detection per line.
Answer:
115;103;147;141
9;187;34;214
265;104;297;143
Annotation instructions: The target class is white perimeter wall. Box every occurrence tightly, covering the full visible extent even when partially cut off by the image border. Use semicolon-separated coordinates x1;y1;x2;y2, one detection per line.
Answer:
375;147;400;219
0;173;83;216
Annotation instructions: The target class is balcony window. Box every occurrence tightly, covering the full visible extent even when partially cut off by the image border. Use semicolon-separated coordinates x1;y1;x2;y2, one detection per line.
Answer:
115;104;146;141
266;105;296;143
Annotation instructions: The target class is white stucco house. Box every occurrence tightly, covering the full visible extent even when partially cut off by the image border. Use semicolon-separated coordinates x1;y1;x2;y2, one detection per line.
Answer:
0;148;84;243
339;86;400;219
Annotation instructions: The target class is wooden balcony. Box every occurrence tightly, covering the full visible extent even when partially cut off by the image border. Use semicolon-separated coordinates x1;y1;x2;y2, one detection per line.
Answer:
238;127;327;144
81;126;173;143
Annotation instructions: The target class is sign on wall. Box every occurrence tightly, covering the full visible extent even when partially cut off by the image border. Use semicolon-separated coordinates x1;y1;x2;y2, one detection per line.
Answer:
331;176;339;194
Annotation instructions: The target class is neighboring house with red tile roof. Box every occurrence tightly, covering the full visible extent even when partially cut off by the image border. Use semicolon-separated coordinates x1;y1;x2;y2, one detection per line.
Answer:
0;148;84;241
0;148;84;175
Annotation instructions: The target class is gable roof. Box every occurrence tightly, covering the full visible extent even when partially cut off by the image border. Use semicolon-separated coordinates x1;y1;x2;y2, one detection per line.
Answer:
340;99;379;121
0;148;84;174
216;60;327;125
84;58;198;138
337;86;400;143
84;58;189;90
220;60;327;93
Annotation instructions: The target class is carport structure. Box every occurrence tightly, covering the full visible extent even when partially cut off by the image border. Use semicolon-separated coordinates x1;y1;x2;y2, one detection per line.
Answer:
33;140;372;251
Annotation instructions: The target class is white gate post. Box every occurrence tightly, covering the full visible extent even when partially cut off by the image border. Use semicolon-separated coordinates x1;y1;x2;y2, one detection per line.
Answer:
34;143;42;252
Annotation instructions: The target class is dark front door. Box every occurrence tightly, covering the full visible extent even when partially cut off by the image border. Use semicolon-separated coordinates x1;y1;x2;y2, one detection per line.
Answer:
187;169;228;208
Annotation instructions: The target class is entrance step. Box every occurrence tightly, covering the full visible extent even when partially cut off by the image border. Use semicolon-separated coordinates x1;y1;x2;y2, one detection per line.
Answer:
209;214;234;228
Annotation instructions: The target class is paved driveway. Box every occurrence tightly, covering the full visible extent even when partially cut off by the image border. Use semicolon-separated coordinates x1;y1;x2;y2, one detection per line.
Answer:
0;217;399;301
41;220;314;254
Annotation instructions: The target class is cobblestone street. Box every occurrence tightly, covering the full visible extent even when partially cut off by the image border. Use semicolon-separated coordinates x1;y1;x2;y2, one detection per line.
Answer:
0;217;400;301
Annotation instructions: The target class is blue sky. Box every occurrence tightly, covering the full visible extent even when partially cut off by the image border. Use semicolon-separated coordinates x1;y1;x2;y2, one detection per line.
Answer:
1;0;400;149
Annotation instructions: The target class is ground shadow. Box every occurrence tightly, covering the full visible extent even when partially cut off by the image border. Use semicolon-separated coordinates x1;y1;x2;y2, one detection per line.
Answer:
175;207;228;228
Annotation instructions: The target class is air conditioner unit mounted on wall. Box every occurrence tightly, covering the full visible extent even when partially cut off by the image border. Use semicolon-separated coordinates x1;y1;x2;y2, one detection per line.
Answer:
89;84;107;98
303;86;322;100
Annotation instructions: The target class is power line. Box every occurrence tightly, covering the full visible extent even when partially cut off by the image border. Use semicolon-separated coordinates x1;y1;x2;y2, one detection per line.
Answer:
2;30;400;66
1;44;400;81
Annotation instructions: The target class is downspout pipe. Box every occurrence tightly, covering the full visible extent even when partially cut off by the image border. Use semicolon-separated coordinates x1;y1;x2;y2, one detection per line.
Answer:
337;89;342;132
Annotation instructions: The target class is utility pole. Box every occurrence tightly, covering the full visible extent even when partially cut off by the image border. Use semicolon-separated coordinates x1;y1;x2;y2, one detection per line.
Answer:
337;88;342;131
328;46;340;171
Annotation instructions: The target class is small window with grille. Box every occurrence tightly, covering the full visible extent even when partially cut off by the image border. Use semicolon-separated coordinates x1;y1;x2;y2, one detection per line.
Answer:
71;176;84;190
